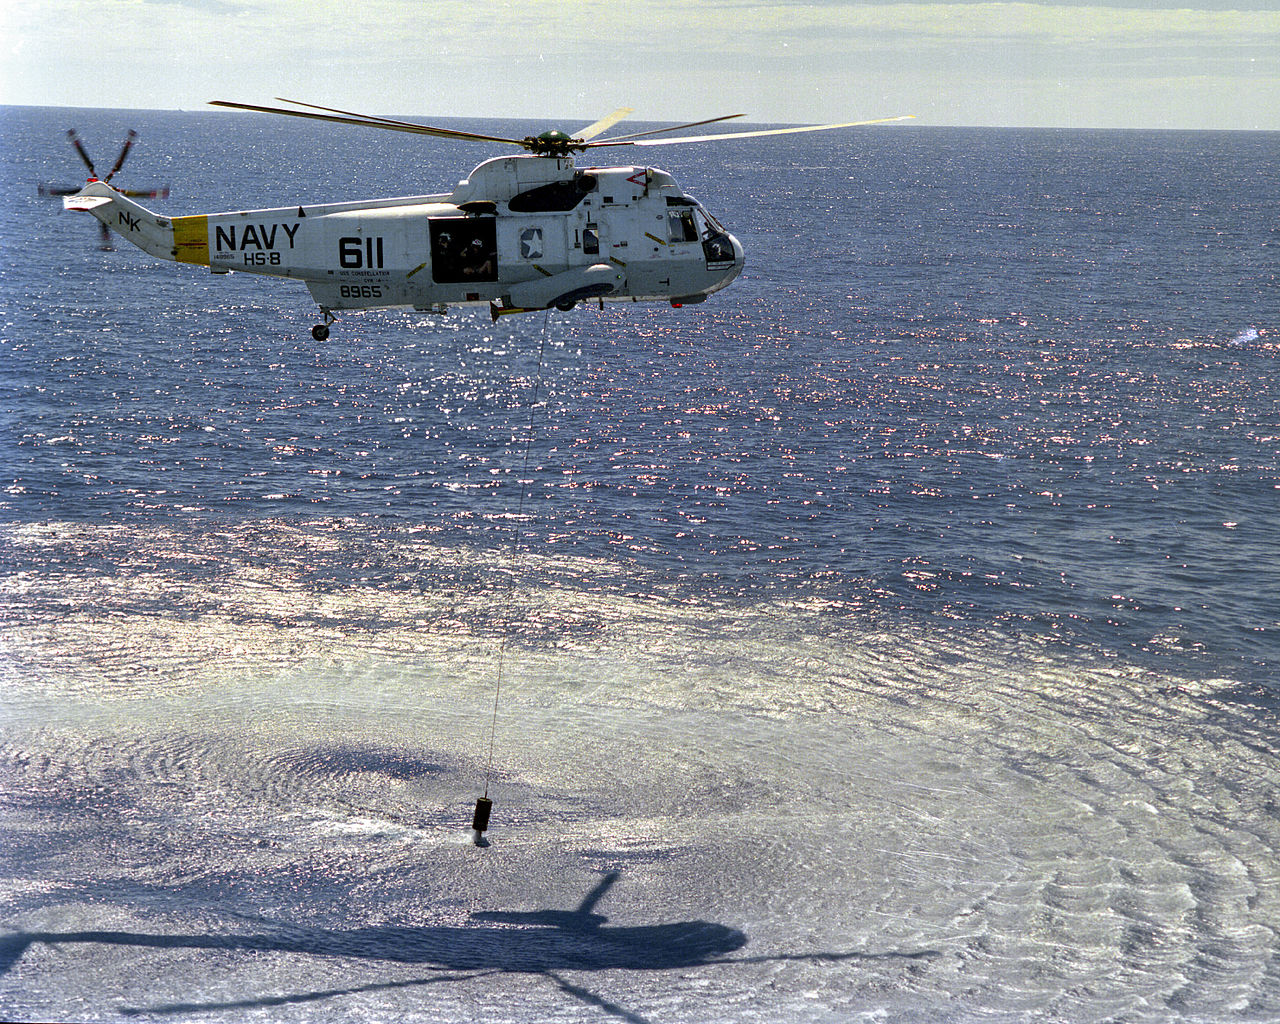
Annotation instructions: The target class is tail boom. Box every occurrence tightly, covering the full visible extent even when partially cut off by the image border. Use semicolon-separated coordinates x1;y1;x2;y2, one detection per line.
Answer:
64;180;208;265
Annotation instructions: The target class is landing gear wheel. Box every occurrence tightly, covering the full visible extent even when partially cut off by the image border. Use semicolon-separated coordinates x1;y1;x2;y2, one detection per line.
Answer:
311;307;336;341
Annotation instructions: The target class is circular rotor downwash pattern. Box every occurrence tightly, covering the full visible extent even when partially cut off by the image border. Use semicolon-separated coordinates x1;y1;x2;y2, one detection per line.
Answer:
1;521;1278;1023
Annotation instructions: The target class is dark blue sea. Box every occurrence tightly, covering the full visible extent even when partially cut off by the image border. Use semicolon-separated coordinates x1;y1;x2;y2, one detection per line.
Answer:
1;106;1278;1023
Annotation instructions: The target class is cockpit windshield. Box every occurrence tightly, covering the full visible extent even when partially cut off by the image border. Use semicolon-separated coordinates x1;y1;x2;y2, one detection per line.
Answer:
697;204;728;237
683;197;735;268
665;196;735;266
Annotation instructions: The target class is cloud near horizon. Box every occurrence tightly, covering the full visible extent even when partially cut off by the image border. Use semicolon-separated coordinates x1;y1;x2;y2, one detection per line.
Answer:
4;0;1277;129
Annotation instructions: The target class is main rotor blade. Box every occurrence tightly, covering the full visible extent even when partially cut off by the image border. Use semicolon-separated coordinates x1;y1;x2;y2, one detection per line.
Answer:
272;97;535;147
67;129;96;176
209;99;529;149
589;114;916;148
574;107;635;142
104;129;137;183
587;113;746;146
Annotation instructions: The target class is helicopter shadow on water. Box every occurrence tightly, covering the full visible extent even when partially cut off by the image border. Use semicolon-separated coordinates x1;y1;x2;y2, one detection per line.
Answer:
0;871;939;1022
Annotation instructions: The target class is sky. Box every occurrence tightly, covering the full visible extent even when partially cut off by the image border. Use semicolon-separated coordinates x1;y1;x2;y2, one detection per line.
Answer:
3;0;1278;130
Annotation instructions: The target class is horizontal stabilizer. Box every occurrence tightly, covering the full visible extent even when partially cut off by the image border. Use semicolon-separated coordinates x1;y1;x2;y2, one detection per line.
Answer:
64;193;114;212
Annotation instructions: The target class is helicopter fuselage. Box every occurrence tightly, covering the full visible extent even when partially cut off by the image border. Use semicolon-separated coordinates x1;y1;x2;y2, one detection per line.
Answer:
67;153;744;328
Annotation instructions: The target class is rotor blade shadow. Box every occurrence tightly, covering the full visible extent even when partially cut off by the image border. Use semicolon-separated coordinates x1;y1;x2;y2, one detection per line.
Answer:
119;970;497;1017
545;969;654;1024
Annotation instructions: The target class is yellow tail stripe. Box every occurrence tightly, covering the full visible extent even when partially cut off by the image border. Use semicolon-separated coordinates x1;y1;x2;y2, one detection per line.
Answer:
172;215;209;265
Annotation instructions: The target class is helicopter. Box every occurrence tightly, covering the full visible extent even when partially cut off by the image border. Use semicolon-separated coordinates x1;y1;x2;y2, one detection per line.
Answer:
42;129;169;249
65;100;912;338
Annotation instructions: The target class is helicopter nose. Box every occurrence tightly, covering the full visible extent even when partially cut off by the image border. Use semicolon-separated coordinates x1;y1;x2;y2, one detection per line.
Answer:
703;232;744;298
730;232;745;277
721;232;745;288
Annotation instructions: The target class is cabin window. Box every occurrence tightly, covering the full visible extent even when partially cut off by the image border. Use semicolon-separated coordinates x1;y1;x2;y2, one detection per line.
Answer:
430;219;498;283
583;225;600;256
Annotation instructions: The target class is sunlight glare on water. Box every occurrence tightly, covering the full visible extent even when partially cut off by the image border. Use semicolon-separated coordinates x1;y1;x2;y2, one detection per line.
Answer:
1;107;1278;1022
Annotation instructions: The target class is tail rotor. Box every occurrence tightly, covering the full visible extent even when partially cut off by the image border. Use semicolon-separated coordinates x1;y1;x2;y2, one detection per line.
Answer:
53;129;161;250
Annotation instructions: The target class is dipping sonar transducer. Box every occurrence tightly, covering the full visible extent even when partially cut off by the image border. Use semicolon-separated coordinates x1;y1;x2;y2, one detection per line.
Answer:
471;796;493;846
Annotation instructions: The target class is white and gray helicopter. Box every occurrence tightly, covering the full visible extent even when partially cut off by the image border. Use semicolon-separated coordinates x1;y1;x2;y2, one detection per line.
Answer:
66;100;911;339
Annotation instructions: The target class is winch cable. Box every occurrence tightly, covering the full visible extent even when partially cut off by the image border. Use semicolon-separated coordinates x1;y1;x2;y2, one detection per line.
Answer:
473;309;553;842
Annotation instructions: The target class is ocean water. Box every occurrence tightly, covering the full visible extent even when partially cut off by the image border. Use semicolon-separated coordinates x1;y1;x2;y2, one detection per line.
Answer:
1;105;1278;1022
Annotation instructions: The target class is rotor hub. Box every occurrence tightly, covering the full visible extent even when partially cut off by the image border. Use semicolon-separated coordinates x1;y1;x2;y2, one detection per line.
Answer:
523;129;585;157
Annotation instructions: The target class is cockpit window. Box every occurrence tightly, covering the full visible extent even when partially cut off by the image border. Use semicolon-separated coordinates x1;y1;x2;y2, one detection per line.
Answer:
695;205;735;267
667;209;698;243
667;194;736;266
699;206;728;237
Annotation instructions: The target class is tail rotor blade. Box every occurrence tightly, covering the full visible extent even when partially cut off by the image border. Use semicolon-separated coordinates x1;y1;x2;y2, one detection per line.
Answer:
104;130;138;182
67;129;96;177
